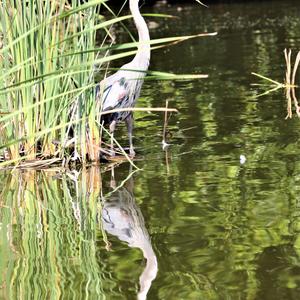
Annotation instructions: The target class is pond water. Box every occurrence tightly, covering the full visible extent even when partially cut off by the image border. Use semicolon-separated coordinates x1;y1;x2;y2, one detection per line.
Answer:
1;0;300;299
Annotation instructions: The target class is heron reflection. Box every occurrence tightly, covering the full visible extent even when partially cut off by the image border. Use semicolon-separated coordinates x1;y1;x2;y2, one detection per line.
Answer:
102;173;157;300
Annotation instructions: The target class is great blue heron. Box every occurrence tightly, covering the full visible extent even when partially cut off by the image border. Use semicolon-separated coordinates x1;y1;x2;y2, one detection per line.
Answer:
97;0;150;157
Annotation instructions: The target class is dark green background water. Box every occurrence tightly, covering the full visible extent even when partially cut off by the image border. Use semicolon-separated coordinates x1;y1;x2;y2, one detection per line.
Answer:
1;0;300;299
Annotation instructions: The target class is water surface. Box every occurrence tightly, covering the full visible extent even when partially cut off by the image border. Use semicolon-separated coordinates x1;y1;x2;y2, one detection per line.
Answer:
1;1;300;299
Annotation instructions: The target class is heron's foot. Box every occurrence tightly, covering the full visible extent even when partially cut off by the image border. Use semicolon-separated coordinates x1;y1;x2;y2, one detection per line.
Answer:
129;145;135;157
129;147;136;158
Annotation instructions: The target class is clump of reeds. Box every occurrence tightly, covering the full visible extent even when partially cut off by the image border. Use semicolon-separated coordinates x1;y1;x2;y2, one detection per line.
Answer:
252;49;300;118
0;0;102;167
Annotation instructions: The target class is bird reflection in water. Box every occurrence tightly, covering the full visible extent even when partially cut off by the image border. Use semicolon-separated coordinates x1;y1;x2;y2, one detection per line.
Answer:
102;169;158;300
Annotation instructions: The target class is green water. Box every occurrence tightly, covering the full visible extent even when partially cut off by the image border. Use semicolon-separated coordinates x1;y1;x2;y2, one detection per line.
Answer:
1;0;300;299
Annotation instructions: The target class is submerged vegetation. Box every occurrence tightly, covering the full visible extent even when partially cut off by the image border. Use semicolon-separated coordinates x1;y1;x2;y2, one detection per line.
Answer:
0;0;215;169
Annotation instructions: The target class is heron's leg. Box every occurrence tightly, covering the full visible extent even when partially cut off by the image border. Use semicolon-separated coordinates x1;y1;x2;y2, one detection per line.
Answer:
110;165;116;189
109;120;117;156
125;114;135;157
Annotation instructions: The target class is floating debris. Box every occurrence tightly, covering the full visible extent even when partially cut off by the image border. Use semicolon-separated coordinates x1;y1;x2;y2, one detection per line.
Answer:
240;154;246;165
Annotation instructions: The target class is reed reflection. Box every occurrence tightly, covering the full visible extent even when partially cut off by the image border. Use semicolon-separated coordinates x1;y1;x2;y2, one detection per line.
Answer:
102;167;158;300
0;167;157;299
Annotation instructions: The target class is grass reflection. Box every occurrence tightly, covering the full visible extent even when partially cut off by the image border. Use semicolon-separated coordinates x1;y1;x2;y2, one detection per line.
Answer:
0;165;156;299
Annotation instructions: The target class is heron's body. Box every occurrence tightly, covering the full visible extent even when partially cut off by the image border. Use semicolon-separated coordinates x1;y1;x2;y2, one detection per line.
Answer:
97;0;150;156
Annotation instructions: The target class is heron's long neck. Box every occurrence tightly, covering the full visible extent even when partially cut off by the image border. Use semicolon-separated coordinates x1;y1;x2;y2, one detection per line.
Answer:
130;0;150;67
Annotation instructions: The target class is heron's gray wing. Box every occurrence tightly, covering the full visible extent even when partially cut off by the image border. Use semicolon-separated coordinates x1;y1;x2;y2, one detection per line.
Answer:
101;76;129;111
101;72;119;87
